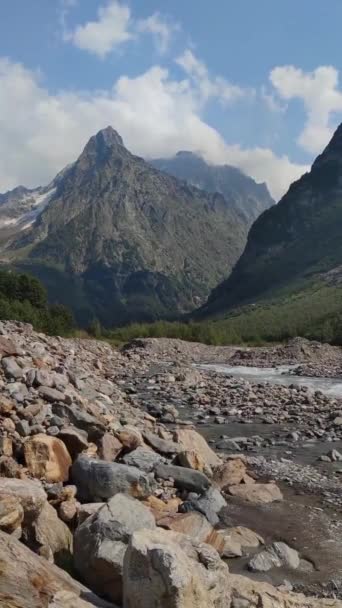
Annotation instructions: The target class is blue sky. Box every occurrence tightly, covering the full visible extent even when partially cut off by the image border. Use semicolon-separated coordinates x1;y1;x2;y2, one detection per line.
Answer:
1;0;342;199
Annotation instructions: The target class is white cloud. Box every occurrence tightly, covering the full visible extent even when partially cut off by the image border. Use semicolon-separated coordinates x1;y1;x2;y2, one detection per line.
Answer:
0;56;308;200
177;50;250;105
270;65;342;154
137;13;178;54
65;1;133;58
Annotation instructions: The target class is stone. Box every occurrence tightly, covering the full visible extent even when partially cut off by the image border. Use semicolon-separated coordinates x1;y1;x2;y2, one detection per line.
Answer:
333;416;342;426
26;501;73;565
180;488;227;526
0;478;47;524
0;435;13;456
228;483;283;504
143;430;181;455
59;499;78;524
116;426;143;451
98;433;123;461
2;356;24;379
0;455;22;478
0;494;24;533
219;526;264;558
52;403;105;437
174;429;221;468
2;417;15;432
158;511;213;541
58;427;89;459
249;542;300;572
213;459;248;489
24;434;72;482
178;449;210;474
123;527;230;608
74;493;155;603
16;419;31;437
77;503;104;526
0;336;22;357
143;495;182;522
39;386;66;403
329;449;342;462
72;455;155;502
122;446;165;472
155;463;210;493
0;529;115;608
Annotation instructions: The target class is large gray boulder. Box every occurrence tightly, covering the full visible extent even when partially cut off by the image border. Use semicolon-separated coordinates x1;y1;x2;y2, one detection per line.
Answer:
0;478;47;525
155;463;210;493
72;455;155;502
123;527;230;608
74;493;155;603
0;529;116;607
122;447;165;472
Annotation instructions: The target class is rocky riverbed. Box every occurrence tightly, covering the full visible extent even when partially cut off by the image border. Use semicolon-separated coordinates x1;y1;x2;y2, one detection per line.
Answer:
0;324;342;607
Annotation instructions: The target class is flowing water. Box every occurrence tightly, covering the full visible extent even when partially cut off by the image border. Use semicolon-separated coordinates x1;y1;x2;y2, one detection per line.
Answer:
197;364;342;398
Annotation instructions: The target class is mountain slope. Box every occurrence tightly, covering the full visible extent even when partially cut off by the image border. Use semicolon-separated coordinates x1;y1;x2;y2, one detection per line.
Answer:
2;127;247;326
151;151;274;227
199;122;342;318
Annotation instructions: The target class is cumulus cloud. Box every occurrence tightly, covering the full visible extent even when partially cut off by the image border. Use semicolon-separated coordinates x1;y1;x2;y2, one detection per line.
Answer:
65;1;133;58
270;65;342;154
177;50;250;105
65;1;178;58
137;13;179;54
0;56;308;200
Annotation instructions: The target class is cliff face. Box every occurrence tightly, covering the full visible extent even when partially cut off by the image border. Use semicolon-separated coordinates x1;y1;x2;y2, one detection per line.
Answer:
199;123;342;317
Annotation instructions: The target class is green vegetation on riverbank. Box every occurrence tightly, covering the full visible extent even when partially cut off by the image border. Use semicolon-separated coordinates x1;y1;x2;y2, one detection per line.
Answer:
107;282;342;346
0;270;74;335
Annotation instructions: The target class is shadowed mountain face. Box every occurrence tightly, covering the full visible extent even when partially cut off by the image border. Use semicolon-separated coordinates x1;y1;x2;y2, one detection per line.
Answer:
199;123;342;318
1;127;247;326
151;151;274;228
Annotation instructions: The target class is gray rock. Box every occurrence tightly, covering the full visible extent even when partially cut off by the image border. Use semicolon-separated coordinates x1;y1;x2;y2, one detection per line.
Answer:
74;493;155;603
58;427;89;459
155;463;210;494
122;447;165;472
52;403;105;438
35;370;55;388
2;357;23;380
38;386;66;403
16;420;31;437
72;455;155;502
249;542;300;572
195;488;227;525
143;430;181;455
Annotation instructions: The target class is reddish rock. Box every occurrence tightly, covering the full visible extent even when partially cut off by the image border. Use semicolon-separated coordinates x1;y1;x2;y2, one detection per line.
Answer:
24;434;72;483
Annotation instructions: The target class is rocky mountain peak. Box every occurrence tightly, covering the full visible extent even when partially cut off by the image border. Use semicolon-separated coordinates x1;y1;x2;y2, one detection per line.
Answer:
80;126;126;165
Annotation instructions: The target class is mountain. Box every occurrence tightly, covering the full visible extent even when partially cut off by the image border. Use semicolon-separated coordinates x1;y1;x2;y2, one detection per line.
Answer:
199;123;342;318
1;127;247;326
151;151;274;227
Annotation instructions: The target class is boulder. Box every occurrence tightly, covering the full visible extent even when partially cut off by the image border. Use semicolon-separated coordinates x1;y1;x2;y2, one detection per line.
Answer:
122;446;165;472
123;527;230;608
195;488;226;525
25;501;73;564
0;435;13;457
0;529;116;608
74;494;155;603
212;459;249;489
174;429;221;468
219;526;264;558
143;430;181;455
58;427;89;459
116;426;143;451
38;386;66;403
0;336;22;357
249;542;300;572
72;455;155;502
77;502;105;525
143;495;182;522
178;449;210;474
0;494;24;533
52;403;106;438
228;483;283;504
0;478;47;524
158;511;213;542
24;434;72;482
98;433;123;461
155;463;210;493
2;356;24;379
